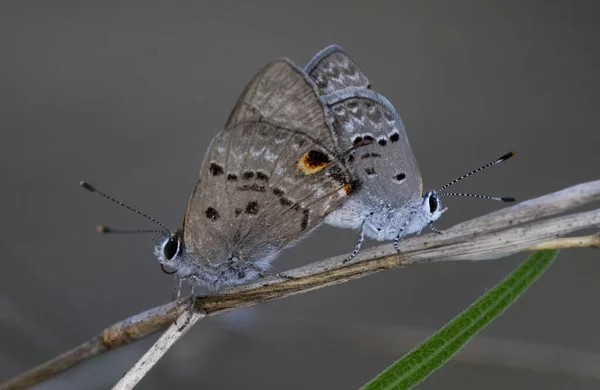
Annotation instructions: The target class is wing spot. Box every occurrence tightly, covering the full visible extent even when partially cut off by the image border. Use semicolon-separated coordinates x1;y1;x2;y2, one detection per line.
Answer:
353;136;363;145
256;171;269;181
298;150;330;175
238;184;266;192
242;171;254;180
365;167;377;176
205;207;220;221
280;197;293;207
361;152;382;159
363;135;374;142
394;173;407;182
346;179;361;195
235;208;242;217
273;187;284;197
378;139;387;146
227;173;238;181
209;163;224;176
245;201;259;215
301;209;310;230
390;133;400;142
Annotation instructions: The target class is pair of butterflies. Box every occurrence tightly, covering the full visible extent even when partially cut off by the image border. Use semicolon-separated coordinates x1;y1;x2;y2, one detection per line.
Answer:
84;45;514;291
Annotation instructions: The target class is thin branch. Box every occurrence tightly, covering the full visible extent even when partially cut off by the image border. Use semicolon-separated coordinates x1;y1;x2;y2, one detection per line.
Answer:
526;232;600;250
2;180;599;390
112;312;204;390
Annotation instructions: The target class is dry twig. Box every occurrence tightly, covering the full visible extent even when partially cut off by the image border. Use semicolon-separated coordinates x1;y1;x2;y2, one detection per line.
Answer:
1;180;599;390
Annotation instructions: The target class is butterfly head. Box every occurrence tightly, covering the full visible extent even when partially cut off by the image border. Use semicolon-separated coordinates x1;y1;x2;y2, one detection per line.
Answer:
421;191;447;225
154;229;185;270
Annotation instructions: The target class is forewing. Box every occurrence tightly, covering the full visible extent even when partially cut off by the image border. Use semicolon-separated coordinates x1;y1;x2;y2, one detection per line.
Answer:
225;58;337;150
183;57;355;265
306;46;423;207
184;124;355;264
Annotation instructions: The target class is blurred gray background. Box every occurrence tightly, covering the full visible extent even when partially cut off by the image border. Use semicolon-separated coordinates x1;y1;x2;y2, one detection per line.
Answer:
1;1;600;389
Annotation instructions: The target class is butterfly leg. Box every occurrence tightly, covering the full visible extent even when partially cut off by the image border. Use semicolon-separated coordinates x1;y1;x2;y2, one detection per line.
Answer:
172;276;185;304
258;271;296;281
393;232;402;251
394;221;410;252
429;223;443;234
276;273;296;280
177;279;198;331
343;222;366;263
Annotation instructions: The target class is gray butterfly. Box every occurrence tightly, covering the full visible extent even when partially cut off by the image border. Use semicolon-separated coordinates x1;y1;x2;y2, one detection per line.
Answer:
305;45;515;261
83;58;359;290
154;58;359;289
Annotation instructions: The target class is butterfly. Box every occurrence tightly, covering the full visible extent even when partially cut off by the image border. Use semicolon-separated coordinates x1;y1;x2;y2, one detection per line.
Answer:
305;45;515;261
83;57;359;291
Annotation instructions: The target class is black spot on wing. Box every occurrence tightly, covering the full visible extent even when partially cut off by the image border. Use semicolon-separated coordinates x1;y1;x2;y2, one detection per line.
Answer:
361;152;382;159
245;201;259;215
227;173;238;181
205;207;220;221
346;179;362;195
365;167;376;176
280;197;293;207
256;171;269;181
301;209;309;230
304;150;330;167
378;139;387;146
242;171;254;180
238;184;266;192
394;173;406;182
209;163;224;176
390;133;400;142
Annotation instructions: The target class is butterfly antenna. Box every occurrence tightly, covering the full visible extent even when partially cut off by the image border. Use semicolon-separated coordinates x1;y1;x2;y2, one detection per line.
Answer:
79;181;169;232
438;192;516;202
95;225;165;234
437;151;515;192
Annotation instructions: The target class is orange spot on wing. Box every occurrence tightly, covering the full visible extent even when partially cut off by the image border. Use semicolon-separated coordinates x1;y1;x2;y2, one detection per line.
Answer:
343;184;353;195
297;150;330;175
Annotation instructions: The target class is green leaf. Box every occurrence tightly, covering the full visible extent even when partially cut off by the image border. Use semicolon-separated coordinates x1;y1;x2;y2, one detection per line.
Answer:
360;250;559;390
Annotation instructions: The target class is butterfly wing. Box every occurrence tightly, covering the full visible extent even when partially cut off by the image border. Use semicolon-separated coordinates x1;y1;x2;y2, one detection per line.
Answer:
305;45;423;210
225;59;338;150
183;59;356;282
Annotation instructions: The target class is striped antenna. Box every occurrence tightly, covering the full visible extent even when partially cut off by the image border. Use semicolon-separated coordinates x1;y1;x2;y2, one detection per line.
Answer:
95;225;165;234
437;152;515;192
438;192;516;202
80;181;169;233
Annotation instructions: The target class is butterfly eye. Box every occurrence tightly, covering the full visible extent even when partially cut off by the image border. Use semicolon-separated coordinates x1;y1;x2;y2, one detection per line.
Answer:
163;237;180;260
428;194;439;214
